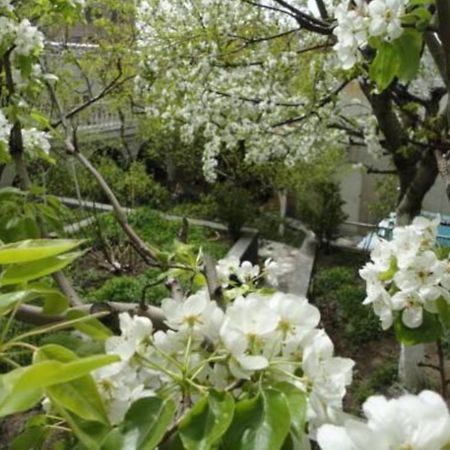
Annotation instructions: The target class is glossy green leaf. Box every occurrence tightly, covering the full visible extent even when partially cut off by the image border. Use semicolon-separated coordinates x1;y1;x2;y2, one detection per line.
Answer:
437;297;450;330
0;187;27;200
0;251;83;286
10;425;48;450
393;30;422;82
0;353;119;416
0;290;29;316
35;345;110;424
272;382;307;442
26;284;69;315
101;397;177;450
0;239;83;264
222;389;291;450
66;309;113;341
370;42;398;91
60;409;111;450
394;311;442;345
179;390;235;450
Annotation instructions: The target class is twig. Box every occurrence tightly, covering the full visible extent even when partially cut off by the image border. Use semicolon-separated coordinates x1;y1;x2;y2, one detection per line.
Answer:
203;255;225;309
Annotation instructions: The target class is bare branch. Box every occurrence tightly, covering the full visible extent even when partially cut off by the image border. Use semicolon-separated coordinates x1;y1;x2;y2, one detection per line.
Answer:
241;0;298;20
272;79;351;127
45;77;161;267
203;255;225;309
50;74;135;128
16;302;168;331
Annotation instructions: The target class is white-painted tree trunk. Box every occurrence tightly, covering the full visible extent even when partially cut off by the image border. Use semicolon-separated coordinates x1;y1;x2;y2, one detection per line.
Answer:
396;212;427;391
278;189;287;237
399;343;426;392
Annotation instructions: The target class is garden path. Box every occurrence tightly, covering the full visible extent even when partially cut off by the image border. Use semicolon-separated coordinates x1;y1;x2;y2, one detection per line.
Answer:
259;226;316;297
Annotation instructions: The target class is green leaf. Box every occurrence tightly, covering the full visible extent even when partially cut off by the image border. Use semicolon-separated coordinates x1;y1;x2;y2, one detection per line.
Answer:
179;390;235;450
0;353;119;416
0;239;83;264
101;397;177;450
392;30;423;82
378;257;397;282
394;311;442;345
0;290;29;316
10;425;48;450
437;297;450;330
222;389;291;450
27;285;69;315
369;42;399;91
35;345;110;424
2;284;69;317
66;309;113;341
272;383;307;442
0;251;83;286
59;410;111;450
0;187;27;200
30;111;51;129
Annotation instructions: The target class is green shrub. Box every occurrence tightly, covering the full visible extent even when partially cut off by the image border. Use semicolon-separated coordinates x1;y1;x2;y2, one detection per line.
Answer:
313;267;381;347
312;267;355;298
296;181;347;248
88;269;169;306
46;156;169;208
335;285;381;346
211;182;257;240
168;195;218;221
356;362;398;405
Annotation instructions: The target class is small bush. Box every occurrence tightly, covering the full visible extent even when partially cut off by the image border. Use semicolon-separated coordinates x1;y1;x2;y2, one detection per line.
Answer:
335;285;381;346
46;156;169;208
88;269;169;306
211;182;257;240
312;267;355;298
313;266;381;346
296;181;347;248
356;362;398;405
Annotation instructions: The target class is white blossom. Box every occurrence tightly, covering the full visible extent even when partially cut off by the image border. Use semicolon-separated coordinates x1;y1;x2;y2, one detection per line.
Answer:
317;390;450;450
361;217;450;329
0;110;12;149
0;0;13;11
21;128;51;155
368;0;406;41
14;20;44;57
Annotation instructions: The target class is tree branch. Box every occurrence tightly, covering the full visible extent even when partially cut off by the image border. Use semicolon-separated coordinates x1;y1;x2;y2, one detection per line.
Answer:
272;80;350;127
45;77;161;267
50;73;135;128
4;50;83;307
16;302;168;331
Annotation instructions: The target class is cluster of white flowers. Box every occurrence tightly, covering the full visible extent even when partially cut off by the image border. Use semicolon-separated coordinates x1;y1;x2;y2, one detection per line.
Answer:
94;285;354;427
0;110;12;149
14;20;45;57
22;128;51;155
0;16;44;59
137;0;346;182
318;390;450;450
216;256;280;292
360;217;450;329
0;0;13;12
360;114;384;158
333;0;406;69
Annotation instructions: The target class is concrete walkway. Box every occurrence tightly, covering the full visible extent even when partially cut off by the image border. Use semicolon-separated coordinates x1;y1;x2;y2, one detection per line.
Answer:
259;227;316;297
59;195;317;296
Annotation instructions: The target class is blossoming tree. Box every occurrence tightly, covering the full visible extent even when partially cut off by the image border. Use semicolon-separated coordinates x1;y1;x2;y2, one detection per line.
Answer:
2;0;450;449
135;0;450;390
